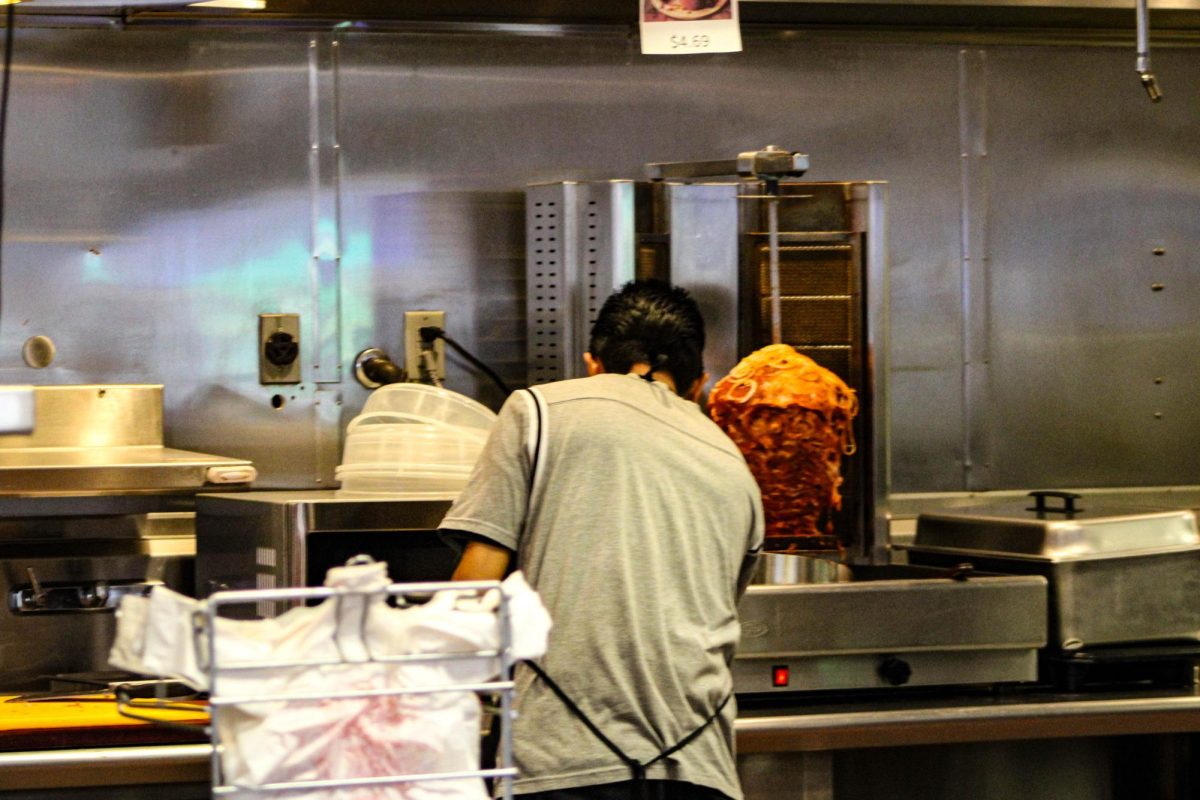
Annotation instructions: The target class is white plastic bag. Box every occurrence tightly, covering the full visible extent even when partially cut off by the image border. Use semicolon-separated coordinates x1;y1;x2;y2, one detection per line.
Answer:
109;563;550;800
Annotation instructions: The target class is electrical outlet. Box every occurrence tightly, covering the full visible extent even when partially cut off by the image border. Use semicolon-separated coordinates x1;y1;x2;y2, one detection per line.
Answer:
259;313;301;385
404;310;446;384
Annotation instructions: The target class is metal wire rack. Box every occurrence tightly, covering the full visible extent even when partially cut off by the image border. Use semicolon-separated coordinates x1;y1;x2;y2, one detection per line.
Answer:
192;577;517;799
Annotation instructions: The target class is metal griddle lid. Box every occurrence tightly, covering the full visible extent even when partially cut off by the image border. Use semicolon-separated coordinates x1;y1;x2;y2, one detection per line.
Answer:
912;491;1200;559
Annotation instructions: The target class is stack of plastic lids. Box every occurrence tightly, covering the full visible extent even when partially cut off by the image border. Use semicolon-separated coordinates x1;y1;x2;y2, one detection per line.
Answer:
335;383;498;499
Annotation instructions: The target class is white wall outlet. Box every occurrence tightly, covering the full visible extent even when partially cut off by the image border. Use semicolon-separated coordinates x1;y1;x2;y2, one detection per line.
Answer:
404;310;446;384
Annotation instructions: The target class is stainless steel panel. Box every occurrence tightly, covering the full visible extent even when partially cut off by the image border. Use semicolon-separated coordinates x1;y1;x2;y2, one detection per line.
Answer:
1052;553;1200;648
665;183;741;388
308;34;344;386
0;18;1196;499
978;45;1200;490
906;547;1200;649
0;385;162;449
526;184;576;385
856;182;892;557
524;181;635;385
737;574;1047;655
0;26;319;488
736;568;1045;691
194;490;456;602
0;552;190;689
958;48;994;492
734;648;1038;693
0;446;253;496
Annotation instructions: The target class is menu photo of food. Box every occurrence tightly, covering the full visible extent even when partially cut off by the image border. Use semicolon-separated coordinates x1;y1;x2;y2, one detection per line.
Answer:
643;0;733;22
638;0;742;54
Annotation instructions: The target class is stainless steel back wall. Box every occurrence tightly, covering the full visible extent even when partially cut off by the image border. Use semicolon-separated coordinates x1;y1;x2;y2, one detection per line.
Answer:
0;21;1196;493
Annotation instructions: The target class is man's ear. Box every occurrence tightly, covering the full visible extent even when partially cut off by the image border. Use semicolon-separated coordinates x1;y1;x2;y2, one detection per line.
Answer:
583;352;605;377
684;372;709;404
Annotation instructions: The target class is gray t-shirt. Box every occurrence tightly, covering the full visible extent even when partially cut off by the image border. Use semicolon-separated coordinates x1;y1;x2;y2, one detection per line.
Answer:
440;373;764;798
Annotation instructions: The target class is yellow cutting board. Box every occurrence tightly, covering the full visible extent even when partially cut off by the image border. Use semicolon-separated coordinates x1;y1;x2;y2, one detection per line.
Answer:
0;694;208;732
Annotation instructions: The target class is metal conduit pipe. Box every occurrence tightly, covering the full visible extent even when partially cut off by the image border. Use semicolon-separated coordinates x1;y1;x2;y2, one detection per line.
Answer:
1137;0;1164;101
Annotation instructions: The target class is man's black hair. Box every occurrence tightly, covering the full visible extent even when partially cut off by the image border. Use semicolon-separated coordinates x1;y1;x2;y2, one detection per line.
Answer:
588;279;706;393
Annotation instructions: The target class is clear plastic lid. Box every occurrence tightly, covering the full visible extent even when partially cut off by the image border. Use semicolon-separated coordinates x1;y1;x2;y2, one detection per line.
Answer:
361;384;497;432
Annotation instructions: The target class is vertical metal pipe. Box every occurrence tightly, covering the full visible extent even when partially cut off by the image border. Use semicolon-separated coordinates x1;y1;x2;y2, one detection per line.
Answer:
766;187;782;344
1136;0;1150;73
1136;0;1163;101
200;606;223;793
498;586;516;800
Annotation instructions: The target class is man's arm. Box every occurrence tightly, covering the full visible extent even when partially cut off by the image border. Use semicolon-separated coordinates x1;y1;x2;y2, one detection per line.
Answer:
452;539;513;582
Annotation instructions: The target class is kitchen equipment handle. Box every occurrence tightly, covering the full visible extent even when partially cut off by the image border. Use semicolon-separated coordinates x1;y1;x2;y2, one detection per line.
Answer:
1026;490;1083;516
9;579;161;613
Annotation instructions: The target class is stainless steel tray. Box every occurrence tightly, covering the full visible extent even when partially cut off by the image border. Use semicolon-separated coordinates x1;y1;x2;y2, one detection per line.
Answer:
903;492;1200;650
910;491;1200;562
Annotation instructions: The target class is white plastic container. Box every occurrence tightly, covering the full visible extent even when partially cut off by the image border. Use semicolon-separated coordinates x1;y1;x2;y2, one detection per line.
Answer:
360;384;496;433
336;385;498;499
342;421;487;470
334;465;474;498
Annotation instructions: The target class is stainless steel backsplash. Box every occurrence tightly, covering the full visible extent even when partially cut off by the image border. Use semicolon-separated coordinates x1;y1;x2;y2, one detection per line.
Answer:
0;19;1195;494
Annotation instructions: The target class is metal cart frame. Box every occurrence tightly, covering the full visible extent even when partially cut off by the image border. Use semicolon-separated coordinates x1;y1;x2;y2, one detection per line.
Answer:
195;578;517;799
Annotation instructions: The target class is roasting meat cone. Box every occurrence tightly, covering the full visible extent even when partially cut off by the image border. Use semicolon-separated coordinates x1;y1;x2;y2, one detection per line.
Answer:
709;344;858;550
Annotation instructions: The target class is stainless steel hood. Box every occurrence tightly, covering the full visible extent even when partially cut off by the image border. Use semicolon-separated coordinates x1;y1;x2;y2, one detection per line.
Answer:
0;385;255;498
18;0;251;6
14;0;1200;32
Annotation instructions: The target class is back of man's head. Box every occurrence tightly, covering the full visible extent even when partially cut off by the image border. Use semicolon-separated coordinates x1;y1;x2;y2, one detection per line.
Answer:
588;280;706;393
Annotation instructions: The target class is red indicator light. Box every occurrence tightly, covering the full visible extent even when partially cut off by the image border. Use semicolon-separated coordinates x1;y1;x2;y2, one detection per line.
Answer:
772;665;790;688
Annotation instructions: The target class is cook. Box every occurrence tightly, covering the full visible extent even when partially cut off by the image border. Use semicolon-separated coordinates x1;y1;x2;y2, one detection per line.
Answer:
441;279;764;800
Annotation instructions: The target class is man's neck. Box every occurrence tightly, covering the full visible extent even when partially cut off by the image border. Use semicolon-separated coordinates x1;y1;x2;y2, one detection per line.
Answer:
627;364;679;395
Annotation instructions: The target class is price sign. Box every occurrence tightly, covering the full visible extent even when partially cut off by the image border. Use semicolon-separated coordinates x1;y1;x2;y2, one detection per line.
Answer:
639;0;742;56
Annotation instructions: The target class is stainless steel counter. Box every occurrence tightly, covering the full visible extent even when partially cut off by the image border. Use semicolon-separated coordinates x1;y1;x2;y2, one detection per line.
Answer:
4;690;1200;796
0;743;211;793
736;686;1200;752
736;688;1200;800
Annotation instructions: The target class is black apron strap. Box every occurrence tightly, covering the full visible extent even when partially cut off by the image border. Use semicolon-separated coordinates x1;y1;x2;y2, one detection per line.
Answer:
524;661;642;775
525;660;731;800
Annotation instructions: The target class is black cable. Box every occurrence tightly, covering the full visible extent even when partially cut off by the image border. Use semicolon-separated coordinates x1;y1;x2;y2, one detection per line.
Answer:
0;4;13;332
419;326;513;396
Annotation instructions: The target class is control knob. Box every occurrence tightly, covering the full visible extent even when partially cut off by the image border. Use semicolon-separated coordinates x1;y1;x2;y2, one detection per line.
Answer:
878;656;913;687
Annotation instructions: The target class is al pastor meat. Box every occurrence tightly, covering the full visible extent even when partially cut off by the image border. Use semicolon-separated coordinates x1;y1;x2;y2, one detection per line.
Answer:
709;344;858;549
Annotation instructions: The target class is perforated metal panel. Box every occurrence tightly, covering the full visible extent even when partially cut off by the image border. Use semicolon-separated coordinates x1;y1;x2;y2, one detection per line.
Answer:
525;182;635;385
